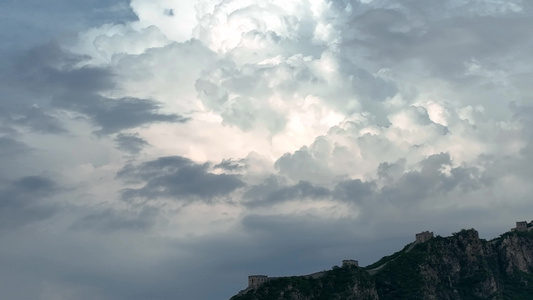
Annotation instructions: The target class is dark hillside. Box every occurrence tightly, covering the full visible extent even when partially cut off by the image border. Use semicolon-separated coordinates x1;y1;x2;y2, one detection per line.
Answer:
230;228;533;300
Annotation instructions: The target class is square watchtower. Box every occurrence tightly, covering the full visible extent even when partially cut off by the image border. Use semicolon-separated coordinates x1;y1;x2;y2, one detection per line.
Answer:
248;275;268;288
342;259;359;267
415;231;434;243
516;221;528;232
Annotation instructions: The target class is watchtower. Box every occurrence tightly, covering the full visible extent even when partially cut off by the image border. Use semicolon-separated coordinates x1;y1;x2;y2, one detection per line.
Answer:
415;231;434;243
248;275;268;288
516;221;528;232
342;259;359;267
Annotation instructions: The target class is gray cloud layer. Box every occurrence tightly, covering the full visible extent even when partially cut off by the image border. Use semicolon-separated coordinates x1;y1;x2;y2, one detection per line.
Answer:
118;156;246;202
0;176;60;229
114;133;149;155
8;42;189;135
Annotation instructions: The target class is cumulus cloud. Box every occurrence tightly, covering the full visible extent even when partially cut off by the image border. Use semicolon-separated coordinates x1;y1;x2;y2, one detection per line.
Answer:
377;153;488;205
2;0;533;299
245;151;489;220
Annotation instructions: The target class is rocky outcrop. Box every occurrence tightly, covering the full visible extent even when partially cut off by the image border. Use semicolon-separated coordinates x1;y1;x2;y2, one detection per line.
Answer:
499;233;533;274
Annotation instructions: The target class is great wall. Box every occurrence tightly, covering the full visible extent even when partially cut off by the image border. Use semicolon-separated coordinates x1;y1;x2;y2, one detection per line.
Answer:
239;220;533;292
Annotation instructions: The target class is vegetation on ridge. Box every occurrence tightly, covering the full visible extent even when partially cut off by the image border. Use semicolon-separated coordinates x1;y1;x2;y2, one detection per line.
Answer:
232;266;376;300
230;228;533;300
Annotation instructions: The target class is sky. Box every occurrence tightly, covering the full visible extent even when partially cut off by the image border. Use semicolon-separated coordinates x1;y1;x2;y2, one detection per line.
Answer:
1;0;533;299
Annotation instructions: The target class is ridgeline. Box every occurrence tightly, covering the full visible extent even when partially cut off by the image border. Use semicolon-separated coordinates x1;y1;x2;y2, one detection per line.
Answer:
230;223;533;300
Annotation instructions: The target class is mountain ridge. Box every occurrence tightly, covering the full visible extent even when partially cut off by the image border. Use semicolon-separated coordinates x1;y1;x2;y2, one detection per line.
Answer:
229;223;533;300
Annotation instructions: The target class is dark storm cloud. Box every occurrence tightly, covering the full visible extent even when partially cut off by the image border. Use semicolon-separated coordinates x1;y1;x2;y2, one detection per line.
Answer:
117;156;246;201
272;149;488;209
249;151;486;210
13;42;113;94
115;133;149;154
377;159;406;185
0;104;66;134
0;43;72;135
59;94;188;135
333;179;376;203
0;176;60;228
8;42;188;135
244;176;331;207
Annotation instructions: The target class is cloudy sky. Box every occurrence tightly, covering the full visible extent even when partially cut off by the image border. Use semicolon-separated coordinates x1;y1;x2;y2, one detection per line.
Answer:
1;0;533;299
